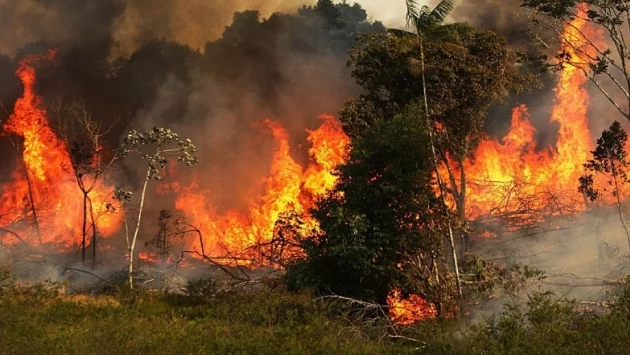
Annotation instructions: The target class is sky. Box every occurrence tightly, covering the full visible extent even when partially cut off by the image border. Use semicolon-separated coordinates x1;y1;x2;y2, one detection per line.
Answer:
354;0;433;28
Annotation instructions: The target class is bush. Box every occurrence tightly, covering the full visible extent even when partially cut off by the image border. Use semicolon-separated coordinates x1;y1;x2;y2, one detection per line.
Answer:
182;277;217;300
0;264;13;295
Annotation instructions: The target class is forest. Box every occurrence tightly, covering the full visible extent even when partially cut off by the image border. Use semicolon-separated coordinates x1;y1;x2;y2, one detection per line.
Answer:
3;0;630;353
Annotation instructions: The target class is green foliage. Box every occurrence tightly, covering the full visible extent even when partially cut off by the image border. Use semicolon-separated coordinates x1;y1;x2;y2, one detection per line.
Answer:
579;121;630;201
0;287;406;355
5;279;630;354
458;256;546;299
342;24;535;156
0;264;13;296
298;0;386;53
406;0;456;36
286;106;449;304
183;277;218;300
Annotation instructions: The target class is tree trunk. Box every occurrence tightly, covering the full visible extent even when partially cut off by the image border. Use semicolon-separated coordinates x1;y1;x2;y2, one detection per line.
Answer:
458;157;469;253
82;192;88;265
419;38;463;299
129;169;151;289
88;196;97;270
23;164;42;245
612;169;630;253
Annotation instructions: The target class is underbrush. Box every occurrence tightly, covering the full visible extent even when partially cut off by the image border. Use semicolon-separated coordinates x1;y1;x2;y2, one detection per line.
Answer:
2;266;630;354
0;273;407;354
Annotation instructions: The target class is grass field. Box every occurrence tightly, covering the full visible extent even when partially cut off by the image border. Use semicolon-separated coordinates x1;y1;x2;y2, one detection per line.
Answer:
3;269;630;355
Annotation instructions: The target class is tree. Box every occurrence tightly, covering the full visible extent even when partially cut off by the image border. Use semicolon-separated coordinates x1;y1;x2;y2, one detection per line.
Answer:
521;0;630;121
286;106;455;308
338;1;532;300
404;0;463;299
345;4;532;220
50;98;119;268
146;209;186;268
579;121;630;252
117;127;198;288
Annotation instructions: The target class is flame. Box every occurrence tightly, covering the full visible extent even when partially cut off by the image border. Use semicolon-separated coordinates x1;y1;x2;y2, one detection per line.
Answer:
0;52;120;248
172;114;349;259
445;4;609;225
387;289;437;325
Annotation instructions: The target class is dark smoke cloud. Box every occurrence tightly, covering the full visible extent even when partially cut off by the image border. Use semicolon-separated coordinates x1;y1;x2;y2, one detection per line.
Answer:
450;0;559;146
0;0;123;56
109;0;317;58
452;0;527;38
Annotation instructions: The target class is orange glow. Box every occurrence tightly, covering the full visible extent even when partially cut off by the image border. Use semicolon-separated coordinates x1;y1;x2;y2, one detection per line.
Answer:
172;114;349;259
0;52;120;248
387;289;437;325
444;4;609;226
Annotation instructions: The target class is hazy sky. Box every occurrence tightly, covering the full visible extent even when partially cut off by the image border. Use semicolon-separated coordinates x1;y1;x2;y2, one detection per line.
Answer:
354;0;433;28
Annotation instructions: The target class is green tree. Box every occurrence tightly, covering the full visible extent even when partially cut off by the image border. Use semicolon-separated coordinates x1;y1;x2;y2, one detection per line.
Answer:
344;13;531;220
579;121;630;252
286;106;453;306
338;1;532;301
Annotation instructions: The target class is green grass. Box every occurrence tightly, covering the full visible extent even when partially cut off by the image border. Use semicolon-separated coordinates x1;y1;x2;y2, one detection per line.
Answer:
0;285;410;355
3;273;630;355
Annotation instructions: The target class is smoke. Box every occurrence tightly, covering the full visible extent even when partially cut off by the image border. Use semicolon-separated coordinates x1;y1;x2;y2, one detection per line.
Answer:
109;0;317;58
0;0;122;56
451;0;528;37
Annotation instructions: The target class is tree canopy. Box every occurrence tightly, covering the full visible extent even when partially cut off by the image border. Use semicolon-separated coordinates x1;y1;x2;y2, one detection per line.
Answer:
286;106;450;304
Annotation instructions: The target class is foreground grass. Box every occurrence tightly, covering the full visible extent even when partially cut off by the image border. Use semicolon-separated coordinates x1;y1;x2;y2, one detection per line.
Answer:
3;275;630;354
0;286;412;355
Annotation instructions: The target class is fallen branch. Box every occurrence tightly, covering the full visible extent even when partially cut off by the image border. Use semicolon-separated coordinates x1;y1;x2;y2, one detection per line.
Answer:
0;227;28;246
543;273;625;288
315;293;425;344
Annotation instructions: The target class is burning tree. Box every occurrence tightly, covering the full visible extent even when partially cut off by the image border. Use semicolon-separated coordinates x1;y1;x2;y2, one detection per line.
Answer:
286;106;456;310
146;209;187;268
117;127;198;288
50;98;120;268
0;51;120;251
521;1;630;121
337;0;534;303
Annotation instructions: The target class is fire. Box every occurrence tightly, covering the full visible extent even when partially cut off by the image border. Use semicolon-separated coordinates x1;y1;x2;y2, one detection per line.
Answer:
171;114;349;259
446;4;608;224
387;289;437;325
0;52;120;248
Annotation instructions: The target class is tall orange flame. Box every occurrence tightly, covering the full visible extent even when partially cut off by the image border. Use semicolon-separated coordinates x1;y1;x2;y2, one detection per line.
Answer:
0;52;120;248
171;114;349;258
447;4;608;224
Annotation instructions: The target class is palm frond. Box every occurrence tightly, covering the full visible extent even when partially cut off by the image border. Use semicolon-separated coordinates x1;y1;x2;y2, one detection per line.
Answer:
405;0;420;28
406;0;457;36
427;0;456;28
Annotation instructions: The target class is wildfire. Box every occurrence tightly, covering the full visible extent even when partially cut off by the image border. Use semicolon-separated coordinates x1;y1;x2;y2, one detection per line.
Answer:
170;114;349;259
445;4;608;225
387;289;437;325
0;51;120;248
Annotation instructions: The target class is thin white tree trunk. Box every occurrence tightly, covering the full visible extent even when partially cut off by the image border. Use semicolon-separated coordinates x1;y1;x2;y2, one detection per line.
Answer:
129;169;151;289
419;38;463;299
